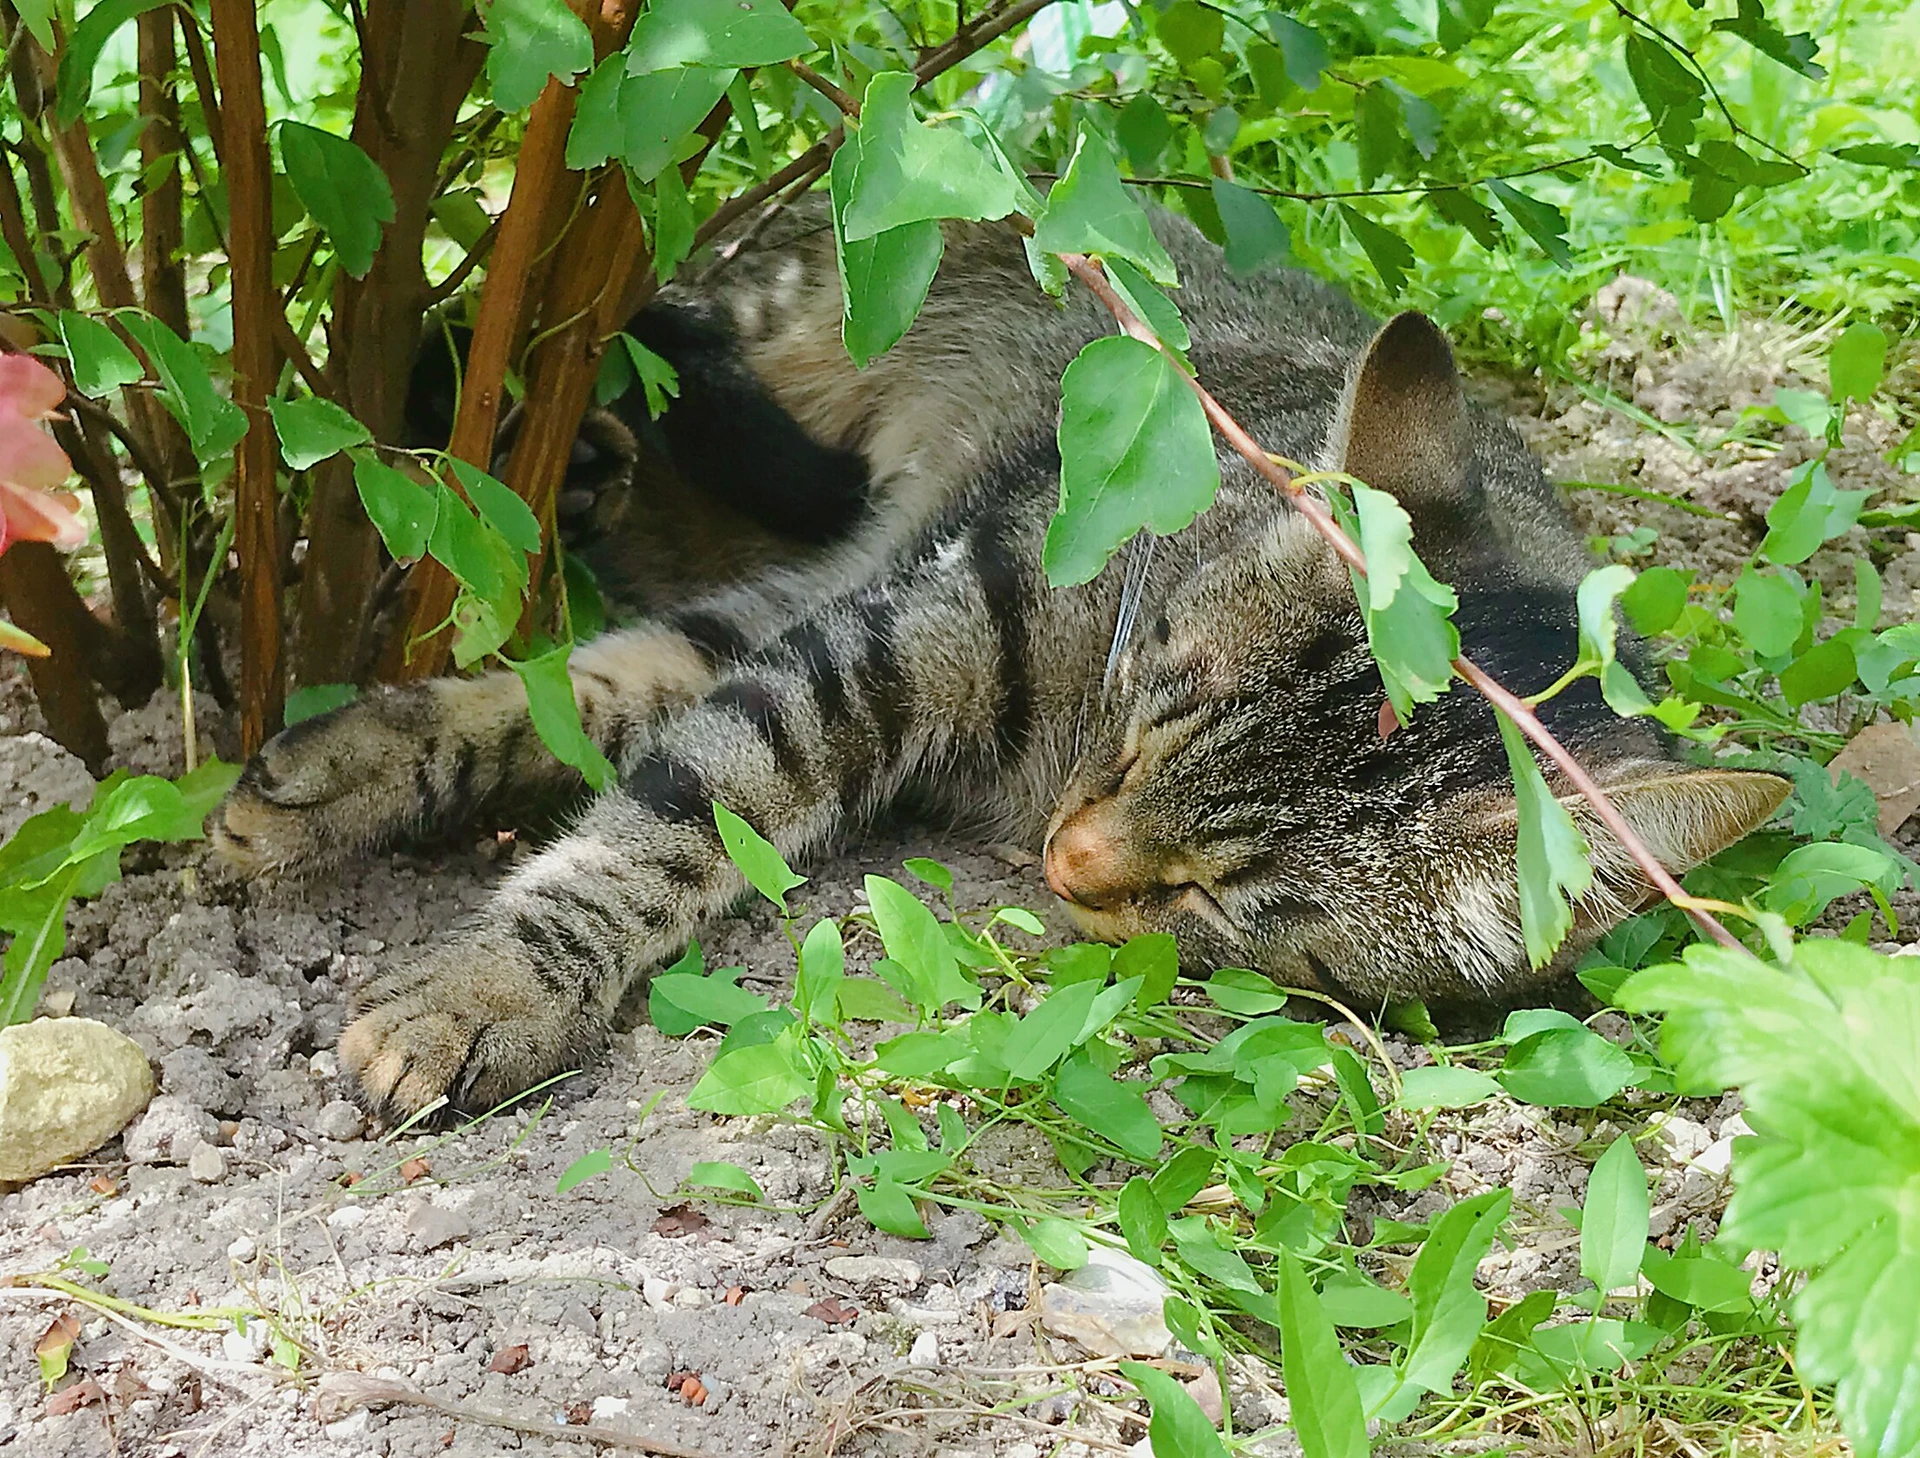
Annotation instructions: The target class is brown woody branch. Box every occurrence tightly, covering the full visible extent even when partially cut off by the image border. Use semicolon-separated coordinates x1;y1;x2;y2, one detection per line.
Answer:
0;546;110;770
210;0;285;751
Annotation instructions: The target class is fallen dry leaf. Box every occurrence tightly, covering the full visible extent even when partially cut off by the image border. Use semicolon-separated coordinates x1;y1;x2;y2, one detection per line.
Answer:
486;1344;531;1374
399;1157;432;1184
651;1203;709;1237
805;1297;859;1326
35;1312;79;1386
724;1285;746;1306
88;1176;118;1196
1829;721;1920;834
45;1378;105;1416
565;1400;593;1425
681;1378;708;1406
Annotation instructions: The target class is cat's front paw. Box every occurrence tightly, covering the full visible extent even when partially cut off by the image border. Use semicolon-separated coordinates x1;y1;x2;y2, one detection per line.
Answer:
211;690;440;876
339;934;603;1120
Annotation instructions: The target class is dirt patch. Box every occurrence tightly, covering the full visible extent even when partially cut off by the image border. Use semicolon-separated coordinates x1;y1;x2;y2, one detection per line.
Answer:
3;299;1905;1455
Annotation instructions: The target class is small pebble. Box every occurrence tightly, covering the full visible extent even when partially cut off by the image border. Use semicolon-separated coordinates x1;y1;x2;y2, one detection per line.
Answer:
824;1255;923;1288
311;1100;366;1142
907;1331;940;1366
187;1141;226;1183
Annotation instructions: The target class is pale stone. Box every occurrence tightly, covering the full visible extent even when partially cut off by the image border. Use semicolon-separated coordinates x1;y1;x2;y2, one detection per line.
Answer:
1039;1246;1173;1358
187;1141;226;1183
0;1017;154;1181
907;1331;940;1366
825;1254;923;1288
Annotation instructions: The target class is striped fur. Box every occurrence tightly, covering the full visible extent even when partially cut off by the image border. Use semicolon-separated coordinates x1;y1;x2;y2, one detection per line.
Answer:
215;204;1785;1117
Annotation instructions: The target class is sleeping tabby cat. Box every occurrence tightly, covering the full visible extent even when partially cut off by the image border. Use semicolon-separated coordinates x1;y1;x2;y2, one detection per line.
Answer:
213;203;1787;1118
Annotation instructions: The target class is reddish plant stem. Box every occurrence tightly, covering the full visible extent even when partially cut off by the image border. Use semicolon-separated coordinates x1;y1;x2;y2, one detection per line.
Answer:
1054;248;1740;951
210;0;285;751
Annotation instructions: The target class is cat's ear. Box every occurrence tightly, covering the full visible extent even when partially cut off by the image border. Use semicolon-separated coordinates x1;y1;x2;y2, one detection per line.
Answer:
1579;767;1790;874
1329;311;1472;507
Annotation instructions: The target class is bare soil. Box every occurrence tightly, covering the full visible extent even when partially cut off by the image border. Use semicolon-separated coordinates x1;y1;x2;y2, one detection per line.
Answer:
2;288;1910;1458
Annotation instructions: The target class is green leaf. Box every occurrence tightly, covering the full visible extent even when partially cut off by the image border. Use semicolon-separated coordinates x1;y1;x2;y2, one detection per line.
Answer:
1031;128;1179;286
555;1148;613;1193
1003;980;1104;1082
1711;0;1825;79
447;459;542;555
1732;568;1803;658
1581;1135;1651;1299
1624;34;1704;148
1436;0;1495;50
829;141;944;369
1319;1270;1414;1328
270;396;371;470
58;311;141;399
1573;564;1653;716
616;334;681;418
1115;933;1180;1009
278;122;396;279
856;1177;930;1238
1830;321;1888;405
571;61;734;181
13;0;52;51
1116;93;1174;172
1834;142;1920;169
1763;841;1901;922
1119;1361;1229;1458
1354;85;1401;187
117;314;248;467
1497;714;1589;975
714;801;805;909
626;0;811;70
1053;1048;1163;1160
54;0;169;124
1118;1177;1169;1263
687;1033;812;1114
1641;1243;1754;1313
1276;1254;1370;1458
1779;637;1858;709
835;977;915;1022
1488;180;1571;269
1764;461;1870;566
841;72;1020;244
1155;1;1222;66
1397;1064;1501;1110
480;0;594;110
1045;336;1219;588
1391;1188;1512;1403
0;870;77;1026
686;1159;764;1199
1210;180;1290;275
1337;206;1413;294
1620;565;1692;636
1152;1148;1215;1211
865;875;979;1011
650;162;695;287
1348;484;1460;718
352;452;438;562
1103;258;1192;354
283;683;358;726
794;916;845;1023
1266;13;1328;90
1497;1026;1635;1107
1427;187;1504;249
504;645;616;793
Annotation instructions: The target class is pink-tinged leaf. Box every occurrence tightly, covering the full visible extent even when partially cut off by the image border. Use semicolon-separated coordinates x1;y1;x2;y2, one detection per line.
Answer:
0;479;87;554
0;353;66;419
0;405;74;492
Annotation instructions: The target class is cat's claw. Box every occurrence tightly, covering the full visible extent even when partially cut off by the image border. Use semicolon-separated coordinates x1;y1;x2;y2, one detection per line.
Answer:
340;936;601;1120
212;696;433;876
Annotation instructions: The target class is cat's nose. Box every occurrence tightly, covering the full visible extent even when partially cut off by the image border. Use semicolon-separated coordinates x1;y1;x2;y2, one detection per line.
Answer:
1044;812;1128;911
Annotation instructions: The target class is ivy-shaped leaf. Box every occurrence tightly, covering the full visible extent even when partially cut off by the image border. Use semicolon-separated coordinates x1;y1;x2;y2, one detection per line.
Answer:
480;0;594;111
625;0;812;71
1031;127;1178;285
1345;484;1460;718
829;141;944;368
840;72;1021;244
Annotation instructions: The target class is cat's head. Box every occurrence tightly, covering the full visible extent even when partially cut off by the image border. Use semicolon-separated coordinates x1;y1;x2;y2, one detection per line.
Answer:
1043;312;1787;1007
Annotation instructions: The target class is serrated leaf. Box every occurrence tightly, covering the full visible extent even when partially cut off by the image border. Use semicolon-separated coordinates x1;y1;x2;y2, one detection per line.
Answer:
1266;13;1328;89
1488;180;1570;269
1354;86;1401;186
625;0;811;71
1346;484;1459;717
841;72;1020;243
1427;187;1503;249
1337;205;1414;294
1031;127;1178;285
1710;0;1825;79
1624;34;1704;148
270;395;371;470
279;122;396;278
1044;335;1219;587
1211;179;1290;275
572;62;734;181
480;0;593;110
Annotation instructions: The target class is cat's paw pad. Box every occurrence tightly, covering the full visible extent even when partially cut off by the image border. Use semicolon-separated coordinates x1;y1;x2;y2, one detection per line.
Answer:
340;938;600;1120
211;695;430;876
